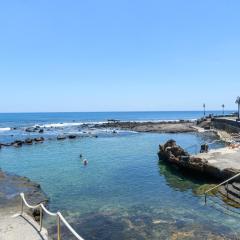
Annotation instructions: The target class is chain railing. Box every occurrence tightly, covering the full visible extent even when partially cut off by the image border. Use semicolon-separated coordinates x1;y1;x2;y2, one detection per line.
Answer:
20;193;84;240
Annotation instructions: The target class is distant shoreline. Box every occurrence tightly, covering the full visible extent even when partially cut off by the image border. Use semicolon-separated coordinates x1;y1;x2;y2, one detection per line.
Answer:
92;120;197;133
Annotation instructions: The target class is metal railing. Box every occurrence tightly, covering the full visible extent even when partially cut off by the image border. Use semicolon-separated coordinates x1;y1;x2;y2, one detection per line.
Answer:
20;193;84;240
204;172;240;204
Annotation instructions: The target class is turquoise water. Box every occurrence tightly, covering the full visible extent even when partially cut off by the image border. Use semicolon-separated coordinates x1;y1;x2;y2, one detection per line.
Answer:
1;131;240;239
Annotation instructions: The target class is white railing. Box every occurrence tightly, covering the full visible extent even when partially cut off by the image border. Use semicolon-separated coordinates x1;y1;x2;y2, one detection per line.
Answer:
20;193;84;240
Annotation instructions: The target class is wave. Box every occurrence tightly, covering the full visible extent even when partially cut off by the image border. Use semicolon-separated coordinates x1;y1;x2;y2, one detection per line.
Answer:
36;121;108;128
0;127;11;131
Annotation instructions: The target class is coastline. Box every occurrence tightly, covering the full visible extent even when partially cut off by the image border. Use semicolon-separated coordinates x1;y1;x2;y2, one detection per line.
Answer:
1;116;239;239
0;169;49;238
93;120;197;133
0;120;198;148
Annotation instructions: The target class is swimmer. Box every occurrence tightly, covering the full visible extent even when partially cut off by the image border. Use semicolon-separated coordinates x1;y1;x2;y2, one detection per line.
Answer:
80;154;83;159
83;159;88;166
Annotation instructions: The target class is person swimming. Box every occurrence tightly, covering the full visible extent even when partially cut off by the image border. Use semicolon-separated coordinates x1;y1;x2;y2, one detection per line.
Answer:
83;159;88;166
79;154;88;165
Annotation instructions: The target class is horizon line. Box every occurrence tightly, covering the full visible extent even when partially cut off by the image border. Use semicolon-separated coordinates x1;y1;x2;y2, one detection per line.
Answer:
0;110;235;114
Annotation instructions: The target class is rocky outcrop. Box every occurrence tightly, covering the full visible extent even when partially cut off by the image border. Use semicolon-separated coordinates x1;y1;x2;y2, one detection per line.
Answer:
34;137;44;143
68;134;77;139
158;139;189;164
57;135;66;140
25;138;33;145
158;139;208;171
1;137;45;148
0;169;48;221
93;121;196;133
11;140;24;147
158;139;240;181
158;140;212;176
25;127;38;133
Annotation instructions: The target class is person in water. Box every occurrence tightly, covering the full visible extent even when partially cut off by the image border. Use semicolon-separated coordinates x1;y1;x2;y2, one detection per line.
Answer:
80;154;88;165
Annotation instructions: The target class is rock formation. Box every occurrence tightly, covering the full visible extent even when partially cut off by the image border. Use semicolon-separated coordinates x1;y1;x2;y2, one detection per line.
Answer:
158;139;208;173
158;139;240;180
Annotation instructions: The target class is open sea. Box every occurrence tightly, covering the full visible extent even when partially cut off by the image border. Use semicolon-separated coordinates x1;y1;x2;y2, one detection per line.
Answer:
0;111;240;239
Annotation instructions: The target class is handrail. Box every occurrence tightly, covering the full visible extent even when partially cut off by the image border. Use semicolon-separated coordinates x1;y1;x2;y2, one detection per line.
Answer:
20;193;84;240
20;193;42;209
58;212;84;240
204;172;240;204
40;203;57;216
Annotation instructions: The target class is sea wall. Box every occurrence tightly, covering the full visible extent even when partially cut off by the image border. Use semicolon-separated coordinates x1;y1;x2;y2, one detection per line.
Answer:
212;118;240;133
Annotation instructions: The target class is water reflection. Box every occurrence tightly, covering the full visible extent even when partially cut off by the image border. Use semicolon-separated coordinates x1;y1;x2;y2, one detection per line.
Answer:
158;161;218;195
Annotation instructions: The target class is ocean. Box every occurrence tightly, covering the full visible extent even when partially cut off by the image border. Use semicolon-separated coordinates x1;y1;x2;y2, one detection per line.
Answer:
0;111;239;239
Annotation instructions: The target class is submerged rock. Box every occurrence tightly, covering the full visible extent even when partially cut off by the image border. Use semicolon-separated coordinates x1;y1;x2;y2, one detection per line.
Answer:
193;184;218;196
11;140;23;147
34;137;44;143
68;135;77;139
57;135;66;140
25;138;33;145
25;127;37;133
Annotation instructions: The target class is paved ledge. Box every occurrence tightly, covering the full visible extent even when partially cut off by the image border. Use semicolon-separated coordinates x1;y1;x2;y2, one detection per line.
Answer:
195;147;240;171
0;210;48;240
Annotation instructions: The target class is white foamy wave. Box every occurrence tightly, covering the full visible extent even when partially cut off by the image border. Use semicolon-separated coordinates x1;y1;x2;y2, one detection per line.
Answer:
39;122;84;128
36;121;108;128
0;127;11;131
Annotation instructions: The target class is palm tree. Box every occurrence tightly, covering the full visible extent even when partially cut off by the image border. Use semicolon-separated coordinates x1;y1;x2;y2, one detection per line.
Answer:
236;96;240;119
203;103;206;117
222;104;225;115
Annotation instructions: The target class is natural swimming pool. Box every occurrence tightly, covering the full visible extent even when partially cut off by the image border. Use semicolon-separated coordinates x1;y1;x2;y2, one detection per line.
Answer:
0;132;239;239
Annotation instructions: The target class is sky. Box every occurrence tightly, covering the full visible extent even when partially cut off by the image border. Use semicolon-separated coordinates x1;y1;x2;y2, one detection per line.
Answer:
0;0;240;112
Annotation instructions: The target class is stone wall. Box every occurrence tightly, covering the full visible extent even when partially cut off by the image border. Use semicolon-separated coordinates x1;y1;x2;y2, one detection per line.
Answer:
212;118;240;133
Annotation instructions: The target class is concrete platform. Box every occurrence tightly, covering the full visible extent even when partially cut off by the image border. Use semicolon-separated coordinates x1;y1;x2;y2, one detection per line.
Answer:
195;147;240;171
0;209;48;240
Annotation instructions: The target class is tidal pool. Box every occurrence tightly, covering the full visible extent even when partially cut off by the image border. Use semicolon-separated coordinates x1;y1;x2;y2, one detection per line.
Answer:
0;132;239;239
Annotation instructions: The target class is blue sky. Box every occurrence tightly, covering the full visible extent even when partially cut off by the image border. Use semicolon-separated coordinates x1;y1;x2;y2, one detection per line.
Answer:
0;0;240;112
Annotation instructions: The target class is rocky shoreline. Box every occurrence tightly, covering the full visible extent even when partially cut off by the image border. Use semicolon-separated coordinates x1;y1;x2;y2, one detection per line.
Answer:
0;120;197;149
92;120;197;133
0;169;48;221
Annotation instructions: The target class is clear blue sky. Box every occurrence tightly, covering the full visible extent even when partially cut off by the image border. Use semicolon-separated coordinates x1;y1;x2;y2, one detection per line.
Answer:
0;0;240;112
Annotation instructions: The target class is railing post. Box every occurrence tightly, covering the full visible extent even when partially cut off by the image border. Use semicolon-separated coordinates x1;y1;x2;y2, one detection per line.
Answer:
39;207;43;232
227;182;229;199
20;197;23;215
57;215;61;240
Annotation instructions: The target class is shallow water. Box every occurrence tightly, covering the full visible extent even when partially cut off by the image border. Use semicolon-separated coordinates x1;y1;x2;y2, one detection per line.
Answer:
1;131;239;239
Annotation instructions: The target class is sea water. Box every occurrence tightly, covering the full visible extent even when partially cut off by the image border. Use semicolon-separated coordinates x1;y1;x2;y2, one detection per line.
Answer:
0;112;239;239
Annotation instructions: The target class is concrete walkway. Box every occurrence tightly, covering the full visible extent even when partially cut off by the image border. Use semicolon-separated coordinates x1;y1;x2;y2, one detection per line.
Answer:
195;147;240;171
0;210;48;240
